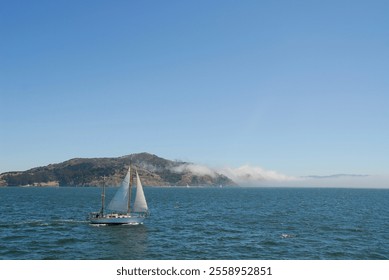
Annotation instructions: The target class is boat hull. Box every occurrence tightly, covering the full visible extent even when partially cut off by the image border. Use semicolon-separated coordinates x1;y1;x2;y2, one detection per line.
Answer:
89;213;146;225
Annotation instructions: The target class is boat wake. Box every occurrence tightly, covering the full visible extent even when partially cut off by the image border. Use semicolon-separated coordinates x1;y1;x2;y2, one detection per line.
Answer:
2;219;88;227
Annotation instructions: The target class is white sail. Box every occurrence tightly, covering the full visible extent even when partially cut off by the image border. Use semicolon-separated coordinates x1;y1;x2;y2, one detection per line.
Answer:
107;167;131;213
133;170;148;213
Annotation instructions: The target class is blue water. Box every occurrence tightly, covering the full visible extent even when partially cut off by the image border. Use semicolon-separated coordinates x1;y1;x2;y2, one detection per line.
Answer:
0;187;388;259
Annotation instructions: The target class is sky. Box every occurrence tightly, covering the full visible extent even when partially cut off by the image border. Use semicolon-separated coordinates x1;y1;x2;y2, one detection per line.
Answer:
1;0;389;187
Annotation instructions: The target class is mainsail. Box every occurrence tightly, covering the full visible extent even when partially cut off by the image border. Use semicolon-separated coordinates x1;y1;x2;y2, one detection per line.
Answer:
107;167;131;213
133;170;148;213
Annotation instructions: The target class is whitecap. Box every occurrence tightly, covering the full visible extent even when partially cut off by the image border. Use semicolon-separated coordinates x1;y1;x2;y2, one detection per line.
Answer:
281;233;295;239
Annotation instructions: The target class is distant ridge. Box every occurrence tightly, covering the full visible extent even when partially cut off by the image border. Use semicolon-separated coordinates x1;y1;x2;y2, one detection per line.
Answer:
0;153;235;187
304;174;369;179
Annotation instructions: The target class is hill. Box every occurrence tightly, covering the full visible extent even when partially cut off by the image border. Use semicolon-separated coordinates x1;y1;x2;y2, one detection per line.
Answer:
0;153;235;187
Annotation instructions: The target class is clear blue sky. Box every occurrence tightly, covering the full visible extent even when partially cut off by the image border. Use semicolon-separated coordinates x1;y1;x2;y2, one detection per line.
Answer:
1;0;388;178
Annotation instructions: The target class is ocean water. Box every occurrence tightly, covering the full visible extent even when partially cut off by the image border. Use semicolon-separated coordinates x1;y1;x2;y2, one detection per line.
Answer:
0;187;388;260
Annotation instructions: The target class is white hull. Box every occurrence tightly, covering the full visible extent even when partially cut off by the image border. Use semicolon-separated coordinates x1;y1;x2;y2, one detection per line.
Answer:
89;213;146;225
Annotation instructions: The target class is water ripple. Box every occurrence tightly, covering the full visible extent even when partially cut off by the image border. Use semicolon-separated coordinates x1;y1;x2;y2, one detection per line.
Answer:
0;187;388;259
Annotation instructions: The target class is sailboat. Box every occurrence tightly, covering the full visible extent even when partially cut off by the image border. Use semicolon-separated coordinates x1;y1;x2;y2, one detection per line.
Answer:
89;166;149;225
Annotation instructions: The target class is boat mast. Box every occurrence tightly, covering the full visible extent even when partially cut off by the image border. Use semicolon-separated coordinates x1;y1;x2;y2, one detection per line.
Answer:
100;176;106;215
128;165;133;214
